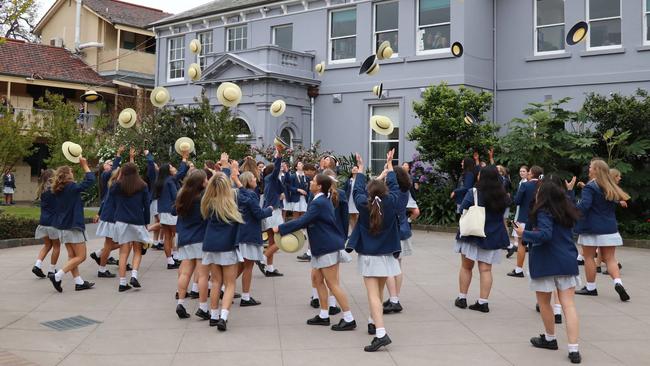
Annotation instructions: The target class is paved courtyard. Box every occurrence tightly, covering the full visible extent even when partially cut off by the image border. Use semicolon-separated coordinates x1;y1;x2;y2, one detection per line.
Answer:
1;229;649;365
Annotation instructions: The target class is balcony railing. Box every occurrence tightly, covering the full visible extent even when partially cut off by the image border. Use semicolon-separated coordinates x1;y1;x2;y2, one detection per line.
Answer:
10;107;100;130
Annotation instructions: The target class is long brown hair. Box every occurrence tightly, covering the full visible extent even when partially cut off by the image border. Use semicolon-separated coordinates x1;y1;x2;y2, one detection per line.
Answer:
36;169;54;198
118;162;146;196
393;166;412;192
176;169;206;217
52;166;73;193
321;169;339;208
241;156;259;181
366;179;388;235
591;159;630;201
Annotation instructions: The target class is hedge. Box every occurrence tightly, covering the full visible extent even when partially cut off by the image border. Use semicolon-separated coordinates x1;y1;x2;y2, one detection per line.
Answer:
0;213;38;240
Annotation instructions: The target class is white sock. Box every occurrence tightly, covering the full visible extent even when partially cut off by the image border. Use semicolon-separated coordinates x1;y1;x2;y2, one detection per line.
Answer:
389;296;399;304
614;278;623;286
376;327;386;338
119;277;127;286
311;288;319;299
199;302;208;312
319;309;329;319
54;269;64;282
458;293;467;299
177;298;185;305
568;343;579;353
167;256;175;265
48;264;55;273
586;282;597;291
210;309;219;320
191;282;199;292
73;276;84;285
343;311;354;322
306;249;311;256
98;266;107;273
545;333;556;341
131;270;138;279
208;281;213;290
220;309;229;321
553;304;562;315
577;254;584;261
478;298;488;305
327;296;336;308
507;243;515;249
242;292;251;301
35;259;43;268
266;264;275;272
368;316;374;324
515;267;523;274
221;284;225;291
172;251;179;259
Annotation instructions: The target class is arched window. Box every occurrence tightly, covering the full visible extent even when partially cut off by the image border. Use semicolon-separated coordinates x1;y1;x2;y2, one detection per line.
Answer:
233;118;251;140
280;127;293;148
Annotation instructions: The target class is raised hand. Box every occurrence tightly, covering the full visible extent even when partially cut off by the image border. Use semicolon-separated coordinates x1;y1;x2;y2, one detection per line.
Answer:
181;150;190;161
565;176;577;191
355;153;364;172
143;149;150;156
386;148;395;171
117;145;125;156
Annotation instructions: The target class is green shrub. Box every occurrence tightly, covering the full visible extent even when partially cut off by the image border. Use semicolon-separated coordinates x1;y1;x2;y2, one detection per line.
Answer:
0;213;38;240
618;220;650;240
415;184;457;226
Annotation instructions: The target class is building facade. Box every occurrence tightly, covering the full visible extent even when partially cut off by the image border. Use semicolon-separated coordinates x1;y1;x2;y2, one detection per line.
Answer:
150;0;650;173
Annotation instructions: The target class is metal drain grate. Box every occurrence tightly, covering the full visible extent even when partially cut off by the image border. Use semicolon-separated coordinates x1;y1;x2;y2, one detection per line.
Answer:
0;351;38;366
40;315;101;331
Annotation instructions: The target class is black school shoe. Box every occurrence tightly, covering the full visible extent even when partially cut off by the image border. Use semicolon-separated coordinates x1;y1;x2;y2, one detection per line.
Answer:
468;301;489;313
50;275;63;292
296;253;311;262
331;319;356;331
530;334;558;350
614;283;630;302
306;315;330;326
577;259;585;266
555;314;562;324
188;291;200;299
107;257;118;265
32;266;46;278
98;270;116;278
383;301;403;314
506;246;517;258
176;304;190;319
265;269;284;277
167;262;180;270
129;277;141;288
364;335;392;352
596;266;602;273
575;287;598;296
568;351;582;364
507;269;525;278
310;297;320;308
90;252;101;265
209;318;219;327
240;297;262;307
216;318;227;331
536;303;540;312
153;243;164;250
454;297;467;309
195;308;210;320
75;281;95;291
256;261;266;275
368;323;376;335
329;306;341;315
119;284;132;292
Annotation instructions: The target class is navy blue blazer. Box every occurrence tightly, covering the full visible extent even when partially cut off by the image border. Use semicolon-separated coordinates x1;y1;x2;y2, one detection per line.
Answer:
396;188;413;241
236;188;273;245
453;172;475;206
279;193;345;257
263;156;283;209
39;189;57;226
294;173;309;202
202;209;240;253
346;172;401;256
99;156;121;201
3;173;16;189
514;179;539;224
456;189;510;250
110;183;150;226
157;162;188;214
173;196;207;247
146;153;156;202
333;188;350;241
53;172;95;231
575;180;620;235
98;188;117;223
523;210;579;279
286;173;300;203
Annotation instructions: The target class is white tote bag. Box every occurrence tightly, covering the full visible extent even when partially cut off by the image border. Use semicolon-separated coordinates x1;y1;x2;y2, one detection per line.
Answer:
459;188;486;238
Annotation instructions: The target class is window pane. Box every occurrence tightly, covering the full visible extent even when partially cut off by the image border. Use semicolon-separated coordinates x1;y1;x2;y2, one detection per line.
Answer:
376;2;399;31
280;128;292;147
370;141;399;174
419;0;450;26
537;0;564;26
647;15;650;41
372;105;399;125
332;9;356;37
418;24;450;50
331;37;356;60
589;0;620;19
537;25;565;52
590;18;621;47
274;26;293;49
376;31;398;53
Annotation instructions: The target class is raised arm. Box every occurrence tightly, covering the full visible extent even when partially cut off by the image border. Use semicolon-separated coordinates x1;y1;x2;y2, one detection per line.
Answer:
75;158;96;192
277;199;319;235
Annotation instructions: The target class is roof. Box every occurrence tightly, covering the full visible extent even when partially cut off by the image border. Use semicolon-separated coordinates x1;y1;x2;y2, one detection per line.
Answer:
84;0;171;28
0;39;109;86
150;0;278;27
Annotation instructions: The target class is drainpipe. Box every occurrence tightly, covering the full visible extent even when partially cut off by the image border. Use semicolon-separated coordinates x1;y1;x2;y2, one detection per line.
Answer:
492;0;497;124
75;0;82;50
307;86;320;147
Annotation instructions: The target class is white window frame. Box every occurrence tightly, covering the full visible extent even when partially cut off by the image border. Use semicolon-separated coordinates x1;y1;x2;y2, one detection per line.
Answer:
533;0;566;55
167;36;185;82
586;0;623;51
272;24;293;50
644;0;650;45
328;8;357;64
227;25;248;52
369;104;400;175
197;31;214;70
416;0;451;55
373;1;399;58
280;127;294;149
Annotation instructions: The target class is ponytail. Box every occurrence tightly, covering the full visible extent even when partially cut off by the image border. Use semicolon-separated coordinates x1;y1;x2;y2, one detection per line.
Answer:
322;169;339;208
366;179;388;235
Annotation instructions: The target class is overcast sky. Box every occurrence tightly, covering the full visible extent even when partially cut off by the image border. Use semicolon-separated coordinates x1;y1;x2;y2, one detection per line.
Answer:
37;0;213;20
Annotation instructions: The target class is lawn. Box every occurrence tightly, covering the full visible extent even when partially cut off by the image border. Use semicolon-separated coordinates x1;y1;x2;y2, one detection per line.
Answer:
0;205;96;220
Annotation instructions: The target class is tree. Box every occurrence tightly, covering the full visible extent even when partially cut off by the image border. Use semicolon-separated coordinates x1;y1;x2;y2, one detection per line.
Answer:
192;97;250;163
0;106;36;174
1;0;39;42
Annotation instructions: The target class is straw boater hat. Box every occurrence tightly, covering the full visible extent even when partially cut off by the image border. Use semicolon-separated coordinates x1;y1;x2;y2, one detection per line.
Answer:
174;137;195;155
566;21;588;45
118;108;137;128
216;82;242;107
274;230;306;253
372;83;383;98
376;41;393;60
274;135;289;150
451;41;464;57
359;54;379;75
189;39;202;54
150;86;170;108
188;63;202;82
369;115;394;136
464;111;478;125
270;99;286;117
62;141;83;164
315;61;326;76
80;90;103;103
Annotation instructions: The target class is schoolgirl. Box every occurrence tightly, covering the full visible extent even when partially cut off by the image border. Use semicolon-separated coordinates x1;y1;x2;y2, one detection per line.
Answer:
401;162;421;223
174;169;210;318
451;157;476;213
32;169;60;279
574;159;630;302
201;172;244;331
508;165;529;258
49;159;95;292
344;165;360;233
3;169;16;205
146;150;163;250
297;163;319;264
280;161;293;219
274;172;355;331
515;175;582;364
508;165;543;278
98;146;124;201
231;170;273;307
153;152;189;269
346;150;401;352
258;148;285;277
94;168;120;278
291;161;309;217
454;165;510;313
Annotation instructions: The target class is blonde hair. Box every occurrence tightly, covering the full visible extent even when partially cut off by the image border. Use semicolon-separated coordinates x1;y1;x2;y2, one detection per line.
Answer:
36;169;54;199
52;166;73;193
239;171;255;189
241;157;259;181
609;168;621;181
200;172;244;224
108;168;119;188
591;159;630;201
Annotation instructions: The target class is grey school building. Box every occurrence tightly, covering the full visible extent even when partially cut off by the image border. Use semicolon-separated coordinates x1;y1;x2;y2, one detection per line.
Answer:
150;0;650;173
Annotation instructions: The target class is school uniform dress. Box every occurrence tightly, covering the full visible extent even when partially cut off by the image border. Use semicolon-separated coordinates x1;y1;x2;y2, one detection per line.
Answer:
524;210;580;292
236;187;273;261
344;177;359;214
396;188;414;258
454;188;509;264
293;173;309;212
157;162;188;225
99;156;121;202
347;172;402;277
3;173;16;195
512;179;538;238
202;208;242;266
111;183;151;245
575;180;623;246
279;193;347;269
261;156;284;230
146;153;158;218
453;172;475;213
35;188;60;240
95;188;117;239
53;172;95;244
174;195;206;260
512;178;528;236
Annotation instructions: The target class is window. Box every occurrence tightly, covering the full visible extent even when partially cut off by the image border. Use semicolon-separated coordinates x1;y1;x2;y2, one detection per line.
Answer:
144;37;156;54
198;31;214;70
587;0;621;49
122;31;136;50
234;118;252;140
374;1;399;55
535;0;565;54
227;25;248;51
168;36;184;81
645;0;650;44
369;105;399;174
280;127;293;149
329;8;357;62
273;24;293;50
417;0;450;53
